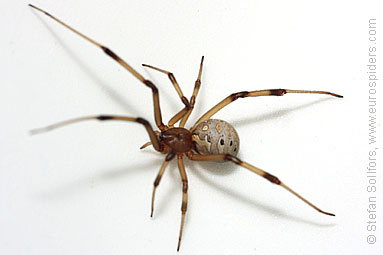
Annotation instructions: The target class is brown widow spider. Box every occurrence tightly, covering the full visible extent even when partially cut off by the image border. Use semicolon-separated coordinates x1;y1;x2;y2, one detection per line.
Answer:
29;4;342;251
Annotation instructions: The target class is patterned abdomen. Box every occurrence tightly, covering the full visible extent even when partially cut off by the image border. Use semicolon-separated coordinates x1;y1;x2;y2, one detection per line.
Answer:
192;119;240;156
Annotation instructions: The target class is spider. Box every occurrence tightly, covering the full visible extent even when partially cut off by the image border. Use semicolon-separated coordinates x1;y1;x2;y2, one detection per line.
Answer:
29;4;343;251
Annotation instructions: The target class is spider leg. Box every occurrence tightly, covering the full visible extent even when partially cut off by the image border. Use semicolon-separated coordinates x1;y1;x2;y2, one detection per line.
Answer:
168;107;191;128
30;115;163;152
29;4;166;131
140;141;152;150
151;151;176;217
192;88;343;129
180;56;204;127
142;63;189;106
142;63;191;127
140;56;204;145
176;154;188;251
142;57;204;128
186;152;335;216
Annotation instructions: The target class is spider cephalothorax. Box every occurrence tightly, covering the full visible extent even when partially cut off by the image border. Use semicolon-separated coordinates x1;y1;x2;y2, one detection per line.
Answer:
160;128;193;153
29;4;342;251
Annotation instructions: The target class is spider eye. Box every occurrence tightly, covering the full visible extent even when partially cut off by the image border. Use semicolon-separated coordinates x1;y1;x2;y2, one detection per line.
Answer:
230;141;233;146
220;139;224;146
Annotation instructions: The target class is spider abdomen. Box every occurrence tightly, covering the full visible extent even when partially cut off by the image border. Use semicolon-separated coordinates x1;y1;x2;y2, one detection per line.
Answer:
192;119;240;156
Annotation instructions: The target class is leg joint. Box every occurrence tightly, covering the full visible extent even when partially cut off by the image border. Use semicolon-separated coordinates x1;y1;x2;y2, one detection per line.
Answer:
154;177;161;187
97;115;113;121
136;117;150;126
168;73;177;84
190;96;196;107
195;79;201;89
270;89;287;96
181;201;187;212
182;181;188;192
102;46;119;61
181;96;191;109
264;172;281;185
230;91;249;101
224;154;242;165
143;80;158;93
165;150;177;161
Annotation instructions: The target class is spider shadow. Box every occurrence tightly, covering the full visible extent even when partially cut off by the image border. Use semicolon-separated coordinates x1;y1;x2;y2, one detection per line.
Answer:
230;97;334;128
36;150;181;220
195;97;334;178
37;158;162;201
184;97;337;227
187;161;335;228
30;10;140;115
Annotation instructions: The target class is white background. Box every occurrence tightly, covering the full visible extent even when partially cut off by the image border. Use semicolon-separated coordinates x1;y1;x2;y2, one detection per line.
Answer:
1;0;382;254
